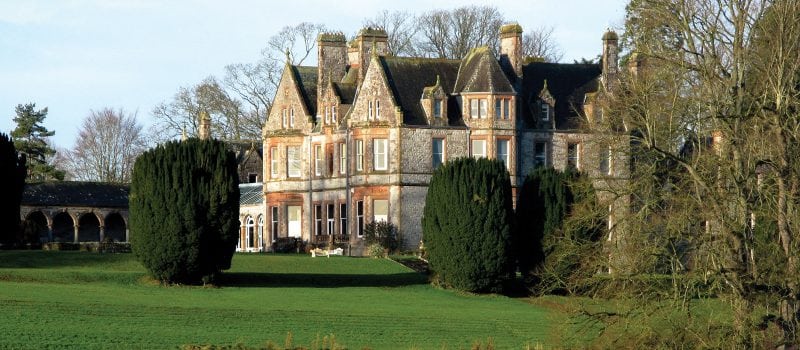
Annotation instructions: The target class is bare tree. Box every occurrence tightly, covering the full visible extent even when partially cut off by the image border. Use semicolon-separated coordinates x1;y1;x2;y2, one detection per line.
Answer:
416;6;505;59
363;10;420;57
264;22;327;65
522;26;564;63
582;0;800;346
63;108;146;183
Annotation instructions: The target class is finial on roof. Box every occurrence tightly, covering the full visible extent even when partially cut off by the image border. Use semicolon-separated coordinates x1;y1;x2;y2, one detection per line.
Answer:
284;48;291;63
435;75;441;87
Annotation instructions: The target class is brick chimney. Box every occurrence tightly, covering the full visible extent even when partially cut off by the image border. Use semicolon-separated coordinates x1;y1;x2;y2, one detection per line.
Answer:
602;29;619;91
317;31;347;90
499;23;523;77
349;27;389;84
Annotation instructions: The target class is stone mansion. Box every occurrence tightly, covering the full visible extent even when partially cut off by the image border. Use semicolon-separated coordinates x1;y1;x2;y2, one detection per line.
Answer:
255;24;625;253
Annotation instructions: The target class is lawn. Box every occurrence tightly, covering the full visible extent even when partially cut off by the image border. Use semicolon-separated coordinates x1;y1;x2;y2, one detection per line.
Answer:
0;251;558;349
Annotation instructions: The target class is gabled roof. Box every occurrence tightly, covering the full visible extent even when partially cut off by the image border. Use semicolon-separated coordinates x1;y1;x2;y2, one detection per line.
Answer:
453;47;515;94
22;182;129;208
333;82;356;104
520;62;601;129
226;140;263;164
239;183;263;206
291;65;318;117
379;56;461;125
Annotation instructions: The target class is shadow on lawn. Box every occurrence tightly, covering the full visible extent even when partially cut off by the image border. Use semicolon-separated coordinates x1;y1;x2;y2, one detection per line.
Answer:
219;272;428;288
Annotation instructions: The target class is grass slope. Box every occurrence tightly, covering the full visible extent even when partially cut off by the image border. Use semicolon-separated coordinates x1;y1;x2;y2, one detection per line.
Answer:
0;252;554;349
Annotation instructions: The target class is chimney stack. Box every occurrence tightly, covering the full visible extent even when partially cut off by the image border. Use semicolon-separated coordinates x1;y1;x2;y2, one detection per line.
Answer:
499;23;523;77
602;30;619;91
198;110;211;140
317;31;347;89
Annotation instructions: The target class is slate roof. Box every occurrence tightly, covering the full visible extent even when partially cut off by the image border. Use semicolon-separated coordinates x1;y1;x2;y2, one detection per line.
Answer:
226;140;263;163
520;62;601;129
239;183;263;206
21;182;129;208
379;56;461;125
453;47;515;94
333;82;356;104
291;65;318;117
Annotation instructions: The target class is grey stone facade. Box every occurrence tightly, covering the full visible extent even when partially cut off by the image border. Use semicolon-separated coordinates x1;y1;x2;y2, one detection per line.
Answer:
262;24;625;254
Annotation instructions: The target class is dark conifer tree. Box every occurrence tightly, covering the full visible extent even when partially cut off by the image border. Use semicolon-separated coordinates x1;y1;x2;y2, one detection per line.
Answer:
11;103;64;181
0;133;27;245
129;138;239;284
421;157;514;293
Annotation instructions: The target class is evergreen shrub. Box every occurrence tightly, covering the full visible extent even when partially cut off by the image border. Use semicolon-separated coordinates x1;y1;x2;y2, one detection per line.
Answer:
129;139;239;284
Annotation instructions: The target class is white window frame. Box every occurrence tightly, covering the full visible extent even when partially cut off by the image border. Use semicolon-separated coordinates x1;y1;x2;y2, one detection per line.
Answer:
287;146;301;178
314;204;322;236
324;106;330;124
327;204;335;236
257;216;264;250
356;140;364;171
375;100;381;119
503;98;510;119
479;99;487;118
567;143;580;170
368;100;373;120
373;138;388;171
373;199;389;223
289;108;295;127
496;139;509;169
270;147;278;178
541;102;550;121
432;138;444;169
246;216;255;249
314;144;323;176
270;206;279;241
470;99;479;118
600;146;612;175
287;206;301;238
356;200;364;237
339;143;347;174
534;142;548;167
332;106;337;123
340;203;348;236
281;109;287;128
471;139;486;158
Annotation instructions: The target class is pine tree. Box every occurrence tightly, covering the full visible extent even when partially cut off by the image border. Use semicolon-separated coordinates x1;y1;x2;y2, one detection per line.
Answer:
11;103;64;181
0;133;27;245
129;138;239;284
421;157;514;293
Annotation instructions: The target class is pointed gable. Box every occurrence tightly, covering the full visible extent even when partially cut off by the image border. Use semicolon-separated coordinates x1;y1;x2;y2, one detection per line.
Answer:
379;56;461;125
291;65;319;117
453;47;515;94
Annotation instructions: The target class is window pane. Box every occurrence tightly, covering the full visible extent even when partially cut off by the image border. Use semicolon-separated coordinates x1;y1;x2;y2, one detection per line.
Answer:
470;99;479;118
495;99;502;118
503;99;510;118
479;99;487;118
567;143;579;169
471;140;486;158
496;140;509;168
433;99;442;118
374;199;388;223
600;147;611;175
432;138;444;169
287;146;301;177
534;142;547;167
356;140;364;171
374;139;388;170
270;147;278;178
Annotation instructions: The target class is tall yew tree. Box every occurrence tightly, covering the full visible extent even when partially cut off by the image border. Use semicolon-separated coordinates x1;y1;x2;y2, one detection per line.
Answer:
129;139;239;284
0;133;26;245
421;157;514;293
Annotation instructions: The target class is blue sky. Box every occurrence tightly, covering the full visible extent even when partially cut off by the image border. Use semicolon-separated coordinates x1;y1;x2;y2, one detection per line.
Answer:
0;0;628;149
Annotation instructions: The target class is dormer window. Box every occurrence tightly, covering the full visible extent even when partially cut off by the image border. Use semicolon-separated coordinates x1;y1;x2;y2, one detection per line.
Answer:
433;99;442;118
332;106;337;123
324;106;330;124
540;102;550;121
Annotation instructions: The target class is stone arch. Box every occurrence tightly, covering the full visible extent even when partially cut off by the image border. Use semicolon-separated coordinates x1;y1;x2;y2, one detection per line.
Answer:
78;212;101;242
52;212;75;243
104;212;126;242
24;211;50;243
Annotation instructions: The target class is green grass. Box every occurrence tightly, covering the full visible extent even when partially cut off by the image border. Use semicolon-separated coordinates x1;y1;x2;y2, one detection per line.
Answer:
0;252;557;349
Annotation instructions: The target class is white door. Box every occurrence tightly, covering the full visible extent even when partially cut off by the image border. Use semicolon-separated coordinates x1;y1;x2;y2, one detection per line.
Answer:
288;206;301;238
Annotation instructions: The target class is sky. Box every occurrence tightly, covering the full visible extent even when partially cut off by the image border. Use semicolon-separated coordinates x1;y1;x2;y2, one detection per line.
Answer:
0;0;628;149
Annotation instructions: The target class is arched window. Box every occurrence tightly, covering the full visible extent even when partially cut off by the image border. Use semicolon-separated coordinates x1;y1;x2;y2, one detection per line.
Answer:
246;216;255;249
257;216;264;251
